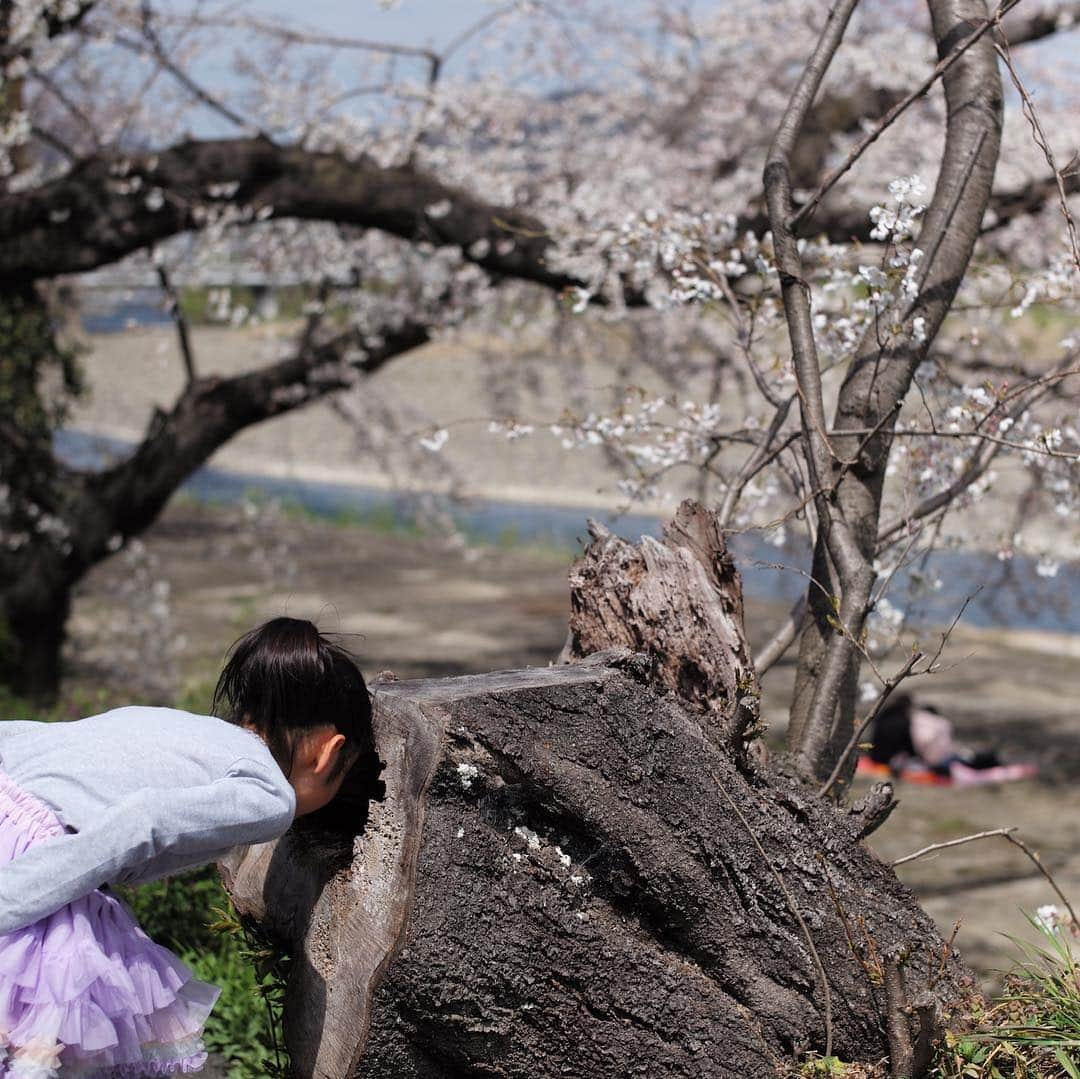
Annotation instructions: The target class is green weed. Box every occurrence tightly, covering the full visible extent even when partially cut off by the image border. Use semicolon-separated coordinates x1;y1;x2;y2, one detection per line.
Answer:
931;914;1080;1078
0;684;124;722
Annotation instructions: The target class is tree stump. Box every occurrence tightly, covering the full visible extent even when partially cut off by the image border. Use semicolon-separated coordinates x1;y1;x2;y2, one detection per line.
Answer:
220;655;977;1078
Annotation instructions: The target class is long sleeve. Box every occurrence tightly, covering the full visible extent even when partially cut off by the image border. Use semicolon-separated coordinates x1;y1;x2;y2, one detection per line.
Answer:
0;757;294;936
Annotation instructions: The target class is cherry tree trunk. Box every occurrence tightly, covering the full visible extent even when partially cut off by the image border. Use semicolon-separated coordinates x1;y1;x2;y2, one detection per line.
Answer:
221;503;977;1077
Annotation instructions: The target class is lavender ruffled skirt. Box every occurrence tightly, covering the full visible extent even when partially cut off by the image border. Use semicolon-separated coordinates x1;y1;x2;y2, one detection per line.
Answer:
0;770;220;1076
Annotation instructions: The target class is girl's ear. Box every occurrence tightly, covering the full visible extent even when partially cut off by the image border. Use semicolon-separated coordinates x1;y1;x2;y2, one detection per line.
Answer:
314;730;347;775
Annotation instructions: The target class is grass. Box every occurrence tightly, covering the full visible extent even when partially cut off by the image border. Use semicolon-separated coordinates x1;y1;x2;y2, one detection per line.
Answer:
931;914;1080;1078
177;285;320;326
796;1057;884;1077
266;486;580;561
780;909;1080;1079
0;683;132;723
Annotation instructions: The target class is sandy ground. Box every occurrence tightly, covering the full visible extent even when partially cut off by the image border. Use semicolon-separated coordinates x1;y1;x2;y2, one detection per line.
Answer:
66;322;679;512
65;499;1080;997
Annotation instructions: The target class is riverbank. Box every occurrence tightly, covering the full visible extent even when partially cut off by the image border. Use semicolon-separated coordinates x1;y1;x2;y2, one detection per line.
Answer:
69;321;1080;568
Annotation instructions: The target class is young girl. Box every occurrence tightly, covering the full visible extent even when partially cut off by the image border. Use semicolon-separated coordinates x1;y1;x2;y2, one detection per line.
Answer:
0;617;375;1077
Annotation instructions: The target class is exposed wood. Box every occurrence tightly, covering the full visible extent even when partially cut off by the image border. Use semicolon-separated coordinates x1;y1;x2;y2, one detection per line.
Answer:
220;694;443;1078
560;500;759;751
847;782;898;840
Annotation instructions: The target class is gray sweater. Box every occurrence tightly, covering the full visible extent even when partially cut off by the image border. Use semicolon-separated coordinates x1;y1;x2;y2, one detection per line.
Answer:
0;706;295;935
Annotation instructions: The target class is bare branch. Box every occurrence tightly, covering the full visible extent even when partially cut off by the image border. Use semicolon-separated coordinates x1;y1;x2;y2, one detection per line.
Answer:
29;125;77;162
884;958;914;1079
893;826;1018;866
765;0;878;777
153;10;441;72
752;597;807;677
994;37;1080;274
27;66;102;151
122;4;264;137
877;355;1079;547
892;828;1080;930
84;319;430;554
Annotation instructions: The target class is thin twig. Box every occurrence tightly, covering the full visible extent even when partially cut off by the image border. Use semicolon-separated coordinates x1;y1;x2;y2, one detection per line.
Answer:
928;919;962;991
893;827;1080;930
893;827;1018;866
28;65;103;150
845;422;1080;460
877;357;1079;546
30;124;77;162
715;773;833;1059
753;596;808;677
155;260;196;385
994;38;1080;276
884;957;914;1079
718;424;799;528
716;266;783;409
130;3;265;137
821;852;884;987
1003;832;1080;929
819;650;922;799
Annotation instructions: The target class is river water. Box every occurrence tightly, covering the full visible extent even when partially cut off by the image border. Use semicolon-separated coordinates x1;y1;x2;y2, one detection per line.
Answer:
56;428;1080;636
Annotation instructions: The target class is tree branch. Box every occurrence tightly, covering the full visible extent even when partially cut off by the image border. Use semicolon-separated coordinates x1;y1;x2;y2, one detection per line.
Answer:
80;319;430;562
154;260;196;385
790;0;1020;232
0;138;577;293
752;596;807;677
818;651;922;799
876;353;1078;547
764;0;875;779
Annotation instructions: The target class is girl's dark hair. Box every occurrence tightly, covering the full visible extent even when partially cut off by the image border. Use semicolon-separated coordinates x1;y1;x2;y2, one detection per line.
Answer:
212;617;375;780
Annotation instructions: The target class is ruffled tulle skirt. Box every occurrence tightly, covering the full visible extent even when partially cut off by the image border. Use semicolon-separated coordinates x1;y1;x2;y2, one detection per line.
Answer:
0;770;219;1076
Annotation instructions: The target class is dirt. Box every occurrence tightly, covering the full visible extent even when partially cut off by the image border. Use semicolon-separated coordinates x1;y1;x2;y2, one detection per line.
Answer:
67;499;1080;995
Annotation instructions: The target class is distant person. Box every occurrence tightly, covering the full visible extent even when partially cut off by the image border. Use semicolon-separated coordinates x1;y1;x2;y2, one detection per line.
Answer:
863;692;1036;786
0;618;376;1077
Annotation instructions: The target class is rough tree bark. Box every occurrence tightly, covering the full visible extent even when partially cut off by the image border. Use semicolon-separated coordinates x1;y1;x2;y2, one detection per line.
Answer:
0;138;571;292
0;283;84;696
221;513;977;1078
